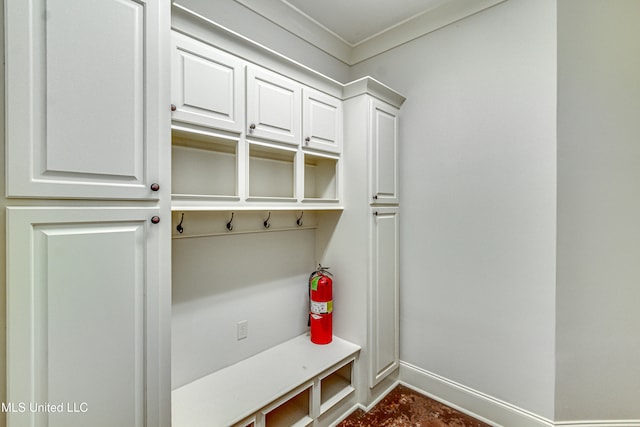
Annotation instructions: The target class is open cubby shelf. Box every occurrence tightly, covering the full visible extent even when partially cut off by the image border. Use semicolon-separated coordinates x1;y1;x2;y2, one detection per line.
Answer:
172;128;239;200
303;152;338;201
248;142;296;199
263;385;313;427
171;125;342;210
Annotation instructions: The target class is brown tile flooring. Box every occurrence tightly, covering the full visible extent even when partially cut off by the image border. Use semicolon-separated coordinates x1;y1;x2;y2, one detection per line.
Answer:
338;384;492;427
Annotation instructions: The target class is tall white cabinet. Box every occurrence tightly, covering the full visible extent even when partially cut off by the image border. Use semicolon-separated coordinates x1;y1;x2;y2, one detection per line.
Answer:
322;78;404;400
4;1;171;426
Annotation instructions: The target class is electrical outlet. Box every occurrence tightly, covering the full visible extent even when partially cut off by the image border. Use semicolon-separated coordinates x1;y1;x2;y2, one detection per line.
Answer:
237;320;248;340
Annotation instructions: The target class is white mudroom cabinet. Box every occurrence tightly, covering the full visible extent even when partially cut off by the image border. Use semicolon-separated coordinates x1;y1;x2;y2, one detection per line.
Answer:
323;80;402;397
4;2;404;427
4;0;172;426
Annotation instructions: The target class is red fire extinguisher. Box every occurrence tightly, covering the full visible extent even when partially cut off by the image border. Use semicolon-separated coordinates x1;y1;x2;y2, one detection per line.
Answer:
309;265;333;345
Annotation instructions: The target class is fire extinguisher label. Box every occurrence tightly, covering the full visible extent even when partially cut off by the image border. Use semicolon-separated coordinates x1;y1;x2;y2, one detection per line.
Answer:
310;300;333;314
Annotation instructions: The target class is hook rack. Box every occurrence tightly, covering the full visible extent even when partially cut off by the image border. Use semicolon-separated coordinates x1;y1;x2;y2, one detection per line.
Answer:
263;212;271;229
172;211;319;239
226;212;234;231
176;213;185;233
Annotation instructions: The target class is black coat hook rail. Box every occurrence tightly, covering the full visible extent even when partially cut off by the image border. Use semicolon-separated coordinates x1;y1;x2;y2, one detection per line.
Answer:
263;212;271;229
171;211;319;239
176;213;185;234
226;212;234;231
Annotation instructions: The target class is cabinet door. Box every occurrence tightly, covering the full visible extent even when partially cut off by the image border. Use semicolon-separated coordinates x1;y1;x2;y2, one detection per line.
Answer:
5;0;167;199
171;31;244;133
369;207;399;387
302;88;343;154
246;66;301;146
371;99;399;204
6;207;165;427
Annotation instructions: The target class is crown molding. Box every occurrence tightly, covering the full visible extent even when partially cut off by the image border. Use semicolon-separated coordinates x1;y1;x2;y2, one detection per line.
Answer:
234;0;508;65
351;0;508;64
234;0;352;64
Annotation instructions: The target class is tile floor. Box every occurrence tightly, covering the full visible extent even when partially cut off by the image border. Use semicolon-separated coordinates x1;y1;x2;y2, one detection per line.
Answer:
337;384;492;427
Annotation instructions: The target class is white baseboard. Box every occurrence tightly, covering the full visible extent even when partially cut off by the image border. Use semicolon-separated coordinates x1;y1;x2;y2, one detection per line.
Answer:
400;362;640;427
399;361;554;427
332;362;640;427
555;422;640;427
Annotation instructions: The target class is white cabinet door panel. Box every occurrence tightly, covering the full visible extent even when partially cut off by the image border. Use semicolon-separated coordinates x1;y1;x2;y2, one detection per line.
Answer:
6;207;162;427
303;88;342;154
371;100;399;204
172;32;244;133
370;207;399;387
247;66;301;146
5;0;165;199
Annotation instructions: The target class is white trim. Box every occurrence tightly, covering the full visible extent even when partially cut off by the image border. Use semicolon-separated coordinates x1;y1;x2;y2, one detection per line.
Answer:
327;380;400;427
327;366;640;427
399;362;640;427
399;361;553;427
172;3;345;97
328;404;365;427
554;422;640;427
350;0;507;64
234;0;352;64
172;4;407;109
233;0;507;65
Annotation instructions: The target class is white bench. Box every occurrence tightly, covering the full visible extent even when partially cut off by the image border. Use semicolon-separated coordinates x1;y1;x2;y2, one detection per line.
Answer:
172;334;360;426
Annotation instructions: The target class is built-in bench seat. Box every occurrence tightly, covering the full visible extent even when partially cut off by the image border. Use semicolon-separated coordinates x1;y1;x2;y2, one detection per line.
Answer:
172;333;360;426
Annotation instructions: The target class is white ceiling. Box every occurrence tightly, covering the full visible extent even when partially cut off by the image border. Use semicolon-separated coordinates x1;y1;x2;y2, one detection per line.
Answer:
283;0;448;46
234;0;507;65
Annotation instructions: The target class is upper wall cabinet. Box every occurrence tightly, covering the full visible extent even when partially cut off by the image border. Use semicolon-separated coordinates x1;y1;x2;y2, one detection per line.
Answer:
246;66;302;146
371;99;399;205
171;31;245;134
5;0;166;200
303;88;343;154
168;32;343;210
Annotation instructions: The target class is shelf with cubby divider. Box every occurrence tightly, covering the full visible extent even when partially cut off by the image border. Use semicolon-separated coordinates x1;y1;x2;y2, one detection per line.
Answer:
262;384;313;427
319;358;355;415
303;151;339;202
171;126;240;203
247;141;297;201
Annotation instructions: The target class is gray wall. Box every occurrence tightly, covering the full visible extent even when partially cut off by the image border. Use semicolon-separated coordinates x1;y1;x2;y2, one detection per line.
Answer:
350;0;558;419
556;0;640;420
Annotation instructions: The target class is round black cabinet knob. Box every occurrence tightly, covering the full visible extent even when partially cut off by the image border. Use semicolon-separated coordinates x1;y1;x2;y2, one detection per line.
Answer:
150;183;160;191
150;216;160;224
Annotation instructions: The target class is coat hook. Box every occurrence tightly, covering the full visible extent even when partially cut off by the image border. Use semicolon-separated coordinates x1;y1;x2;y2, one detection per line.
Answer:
226;212;234;231
263;212;271;229
176;213;185;234
296;211;304;226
